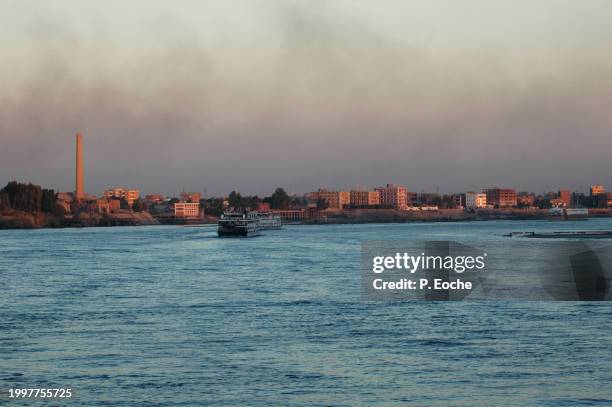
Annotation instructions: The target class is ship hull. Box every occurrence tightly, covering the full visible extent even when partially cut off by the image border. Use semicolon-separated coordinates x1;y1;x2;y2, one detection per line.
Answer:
217;227;260;237
217;220;261;237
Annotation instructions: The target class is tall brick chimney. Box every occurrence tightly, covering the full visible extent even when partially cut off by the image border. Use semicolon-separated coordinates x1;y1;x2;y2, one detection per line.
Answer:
75;133;84;200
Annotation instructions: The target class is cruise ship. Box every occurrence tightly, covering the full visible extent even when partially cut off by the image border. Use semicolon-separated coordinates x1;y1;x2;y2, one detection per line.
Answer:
217;212;261;237
257;212;282;230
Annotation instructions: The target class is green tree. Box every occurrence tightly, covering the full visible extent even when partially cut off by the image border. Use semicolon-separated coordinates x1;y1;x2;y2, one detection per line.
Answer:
228;191;242;208
316;197;329;210
132;198;145;212
291;195;308;207
264;188;291;210
0;192;11;211
41;189;57;213
2;181;43;212
204;197;225;217
119;197;130;210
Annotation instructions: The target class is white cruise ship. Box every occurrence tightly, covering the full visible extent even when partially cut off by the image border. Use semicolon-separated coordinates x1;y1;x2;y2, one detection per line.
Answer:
218;212;261;237
257;212;282;230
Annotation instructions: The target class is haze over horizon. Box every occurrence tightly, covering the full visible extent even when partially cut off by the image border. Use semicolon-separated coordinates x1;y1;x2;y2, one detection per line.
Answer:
1;0;612;196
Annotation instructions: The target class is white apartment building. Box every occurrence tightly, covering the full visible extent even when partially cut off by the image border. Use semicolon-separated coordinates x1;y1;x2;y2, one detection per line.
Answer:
174;202;201;218
465;192;487;209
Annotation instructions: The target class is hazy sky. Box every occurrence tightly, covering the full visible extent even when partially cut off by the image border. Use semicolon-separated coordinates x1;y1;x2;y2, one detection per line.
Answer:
1;0;611;196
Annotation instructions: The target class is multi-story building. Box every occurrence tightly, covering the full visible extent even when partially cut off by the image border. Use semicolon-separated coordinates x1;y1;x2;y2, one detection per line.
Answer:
374;184;408;209
590;184;606;196
465;192;487;209
104;188;140;206
349;190;380;207
558;190;571;207
339;191;350;208
173;202;200;218
484;188;517;208
307;189;350;210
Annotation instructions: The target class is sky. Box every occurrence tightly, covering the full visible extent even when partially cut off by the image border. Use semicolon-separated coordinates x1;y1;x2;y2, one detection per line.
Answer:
1;0;611;196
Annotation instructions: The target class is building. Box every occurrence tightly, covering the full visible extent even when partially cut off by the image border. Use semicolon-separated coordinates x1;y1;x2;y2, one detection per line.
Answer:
349;190;380;207
104;188;140;206
465;192;487;209
180;191;202;203
258;202;271;212
558;190;571;207
173;202;200;218
56;192;74;213
374;184;408;209
307;189;350;210
590;184;606;196
484;188;517;208
549;198;565;208
451;194;463;208
95;198;110;214
272;209;305;221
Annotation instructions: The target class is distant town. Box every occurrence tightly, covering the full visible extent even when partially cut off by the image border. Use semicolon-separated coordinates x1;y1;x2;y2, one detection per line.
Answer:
1;134;611;229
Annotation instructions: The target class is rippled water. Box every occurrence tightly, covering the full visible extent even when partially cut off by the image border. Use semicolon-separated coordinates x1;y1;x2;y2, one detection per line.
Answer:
1;220;612;406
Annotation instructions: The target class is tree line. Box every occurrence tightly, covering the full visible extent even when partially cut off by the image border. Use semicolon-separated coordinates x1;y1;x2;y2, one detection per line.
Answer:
0;181;58;213
203;187;305;216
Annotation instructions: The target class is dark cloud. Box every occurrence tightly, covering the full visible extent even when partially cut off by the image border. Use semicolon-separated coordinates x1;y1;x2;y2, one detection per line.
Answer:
1;1;611;196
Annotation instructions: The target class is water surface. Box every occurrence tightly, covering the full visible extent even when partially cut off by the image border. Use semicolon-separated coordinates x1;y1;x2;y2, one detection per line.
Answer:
1;220;611;406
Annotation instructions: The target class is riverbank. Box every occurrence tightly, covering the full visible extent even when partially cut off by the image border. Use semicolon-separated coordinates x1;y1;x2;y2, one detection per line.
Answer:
303;208;612;224
0;210;159;229
3;208;612;229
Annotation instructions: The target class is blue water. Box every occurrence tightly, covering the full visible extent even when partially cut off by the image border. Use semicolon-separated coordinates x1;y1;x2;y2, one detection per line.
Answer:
1;220;612;406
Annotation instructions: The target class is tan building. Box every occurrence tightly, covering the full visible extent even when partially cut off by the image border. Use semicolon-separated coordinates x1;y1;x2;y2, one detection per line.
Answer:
307;189;350;209
374;184;408;209
590;184;606;196
339;191;350;208
484;188;517;207
173;202;200;218
104;188;140;206
349;190;380;207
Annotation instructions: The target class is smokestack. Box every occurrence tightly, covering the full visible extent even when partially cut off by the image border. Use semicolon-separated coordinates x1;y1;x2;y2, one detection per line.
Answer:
75;133;84;200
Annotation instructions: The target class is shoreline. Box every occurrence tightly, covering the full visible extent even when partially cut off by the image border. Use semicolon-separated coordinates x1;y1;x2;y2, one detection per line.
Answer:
2;208;612;230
